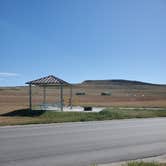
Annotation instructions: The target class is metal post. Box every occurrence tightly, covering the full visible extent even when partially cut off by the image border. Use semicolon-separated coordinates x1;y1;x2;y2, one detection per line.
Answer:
43;86;46;104
29;84;32;110
70;85;73;109
60;84;63;111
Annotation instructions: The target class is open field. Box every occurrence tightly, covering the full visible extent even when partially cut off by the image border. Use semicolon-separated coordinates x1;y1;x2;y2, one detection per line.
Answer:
0;80;166;125
1;80;166;114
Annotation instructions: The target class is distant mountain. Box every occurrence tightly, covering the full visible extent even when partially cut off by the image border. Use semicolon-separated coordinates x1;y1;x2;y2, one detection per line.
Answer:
81;79;165;86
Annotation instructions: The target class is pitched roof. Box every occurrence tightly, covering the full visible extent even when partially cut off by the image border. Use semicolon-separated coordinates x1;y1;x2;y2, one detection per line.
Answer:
26;75;70;85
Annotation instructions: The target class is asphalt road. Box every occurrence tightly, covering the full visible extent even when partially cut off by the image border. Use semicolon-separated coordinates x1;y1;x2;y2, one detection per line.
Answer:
0;118;166;166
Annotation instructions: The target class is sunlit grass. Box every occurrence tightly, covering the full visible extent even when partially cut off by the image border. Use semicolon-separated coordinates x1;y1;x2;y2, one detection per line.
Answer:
0;108;166;126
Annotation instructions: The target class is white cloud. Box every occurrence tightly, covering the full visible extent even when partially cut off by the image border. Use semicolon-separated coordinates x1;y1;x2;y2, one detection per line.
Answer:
0;72;20;77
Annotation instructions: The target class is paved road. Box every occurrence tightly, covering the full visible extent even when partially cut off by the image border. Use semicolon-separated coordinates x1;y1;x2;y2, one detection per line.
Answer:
0;118;166;166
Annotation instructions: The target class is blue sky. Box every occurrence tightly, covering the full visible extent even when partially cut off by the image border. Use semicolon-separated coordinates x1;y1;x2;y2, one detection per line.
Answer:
0;0;166;86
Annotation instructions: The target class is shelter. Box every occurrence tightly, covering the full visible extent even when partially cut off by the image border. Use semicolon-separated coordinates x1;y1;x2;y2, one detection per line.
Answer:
26;75;72;111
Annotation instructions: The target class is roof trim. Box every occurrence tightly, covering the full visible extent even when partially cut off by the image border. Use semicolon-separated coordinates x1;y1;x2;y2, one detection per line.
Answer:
26;75;70;86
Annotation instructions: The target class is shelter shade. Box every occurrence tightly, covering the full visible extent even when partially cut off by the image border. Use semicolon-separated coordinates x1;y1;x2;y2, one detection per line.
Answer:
26;75;72;111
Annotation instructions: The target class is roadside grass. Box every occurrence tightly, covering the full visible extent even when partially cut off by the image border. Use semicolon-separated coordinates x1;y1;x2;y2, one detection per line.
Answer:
124;161;166;166
0;108;166;126
90;161;166;166
100;108;166;119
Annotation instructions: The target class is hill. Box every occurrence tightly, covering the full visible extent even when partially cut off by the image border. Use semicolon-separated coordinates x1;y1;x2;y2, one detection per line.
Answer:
82;79;165;86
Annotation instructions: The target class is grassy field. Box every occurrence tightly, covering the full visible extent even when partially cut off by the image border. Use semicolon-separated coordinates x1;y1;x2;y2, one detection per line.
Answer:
0;108;166;126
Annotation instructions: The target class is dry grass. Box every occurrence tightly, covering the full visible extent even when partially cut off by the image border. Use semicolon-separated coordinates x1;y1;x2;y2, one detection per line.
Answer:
0;83;166;125
1;84;166;114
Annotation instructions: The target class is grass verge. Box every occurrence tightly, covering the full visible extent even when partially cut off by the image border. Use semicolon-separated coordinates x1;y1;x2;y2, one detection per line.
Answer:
124;161;166;166
0;108;166;126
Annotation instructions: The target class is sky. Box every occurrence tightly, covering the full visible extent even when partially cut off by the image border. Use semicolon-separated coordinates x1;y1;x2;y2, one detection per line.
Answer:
0;0;166;86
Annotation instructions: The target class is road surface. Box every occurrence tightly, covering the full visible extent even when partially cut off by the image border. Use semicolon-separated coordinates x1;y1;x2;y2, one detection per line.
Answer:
0;118;166;166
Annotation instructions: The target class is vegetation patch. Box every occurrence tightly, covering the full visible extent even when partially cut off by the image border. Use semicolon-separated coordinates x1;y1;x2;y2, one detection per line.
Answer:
75;92;86;95
0;107;166;126
101;92;111;96
124;161;166;166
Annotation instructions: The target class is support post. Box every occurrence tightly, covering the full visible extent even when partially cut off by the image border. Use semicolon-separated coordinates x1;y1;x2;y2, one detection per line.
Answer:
29;84;32;110
43;86;46;104
70;85;73;109
60;84;63;111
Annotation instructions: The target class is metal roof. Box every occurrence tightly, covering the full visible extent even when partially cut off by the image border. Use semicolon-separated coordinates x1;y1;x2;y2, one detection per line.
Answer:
26;75;70;86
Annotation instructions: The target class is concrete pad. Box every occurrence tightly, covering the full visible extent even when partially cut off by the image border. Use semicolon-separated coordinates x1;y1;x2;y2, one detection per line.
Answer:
48;106;105;112
34;105;105;112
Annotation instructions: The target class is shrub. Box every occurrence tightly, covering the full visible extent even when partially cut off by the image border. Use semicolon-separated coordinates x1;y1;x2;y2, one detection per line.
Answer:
101;92;111;96
75;92;86;95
